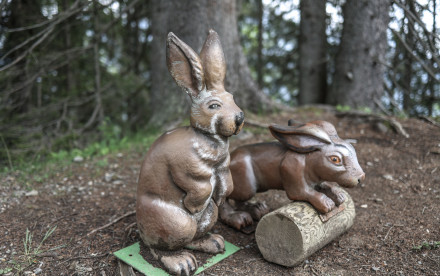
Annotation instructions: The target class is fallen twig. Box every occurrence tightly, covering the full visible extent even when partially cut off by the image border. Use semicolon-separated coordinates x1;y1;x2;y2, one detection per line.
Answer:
87;210;135;236
51;212;79;225
119;260;137;276
57;252;109;266
383;225;394;241
124;222;137;232
37;251;58;258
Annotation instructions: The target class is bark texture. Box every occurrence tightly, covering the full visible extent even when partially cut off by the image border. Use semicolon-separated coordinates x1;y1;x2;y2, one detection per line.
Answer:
255;189;355;267
148;0;270;126
298;0;327;105
327;0;391;108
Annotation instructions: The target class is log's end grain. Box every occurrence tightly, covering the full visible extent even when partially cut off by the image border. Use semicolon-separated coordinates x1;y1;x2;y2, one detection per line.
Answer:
255;212;304;267
255;189;355;267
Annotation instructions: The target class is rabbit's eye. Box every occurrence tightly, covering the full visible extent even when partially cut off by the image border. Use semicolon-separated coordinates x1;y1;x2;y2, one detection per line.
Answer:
209;104;221;109
329;156;342;165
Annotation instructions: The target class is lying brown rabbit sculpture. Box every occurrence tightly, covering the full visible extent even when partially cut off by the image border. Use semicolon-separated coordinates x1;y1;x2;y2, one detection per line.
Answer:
219;120;365;231
136;30;244;275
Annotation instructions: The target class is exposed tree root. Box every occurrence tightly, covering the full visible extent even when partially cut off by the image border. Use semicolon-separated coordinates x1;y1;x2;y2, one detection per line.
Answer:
336;111;409;138
418;115;440;128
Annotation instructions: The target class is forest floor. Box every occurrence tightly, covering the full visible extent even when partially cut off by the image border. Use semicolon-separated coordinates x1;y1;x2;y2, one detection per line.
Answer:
1;107;439;275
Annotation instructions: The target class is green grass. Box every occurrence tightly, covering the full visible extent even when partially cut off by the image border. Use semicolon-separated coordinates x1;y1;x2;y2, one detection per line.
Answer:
0;124;161;188
295;105;324;116
412;241;440;251
5;226;64;274
335;105;373;114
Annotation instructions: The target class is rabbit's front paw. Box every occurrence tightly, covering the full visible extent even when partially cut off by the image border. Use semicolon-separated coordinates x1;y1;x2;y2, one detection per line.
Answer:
222;210;254;230
184;198;207;214
319;195;336;213
183;187;212;214
326;187;346;205
318;182;347;206
236;201;269;221
310;193;336;214
160;252;197;276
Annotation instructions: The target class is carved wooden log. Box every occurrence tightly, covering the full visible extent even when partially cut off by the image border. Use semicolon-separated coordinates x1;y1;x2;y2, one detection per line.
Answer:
255;189;355;267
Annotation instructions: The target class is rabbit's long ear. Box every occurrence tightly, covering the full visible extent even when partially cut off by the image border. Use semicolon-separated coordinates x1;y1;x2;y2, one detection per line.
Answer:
167;32;205;98
199;29;226;91
269;123;332;153
309;120;338;137
287;119;303;127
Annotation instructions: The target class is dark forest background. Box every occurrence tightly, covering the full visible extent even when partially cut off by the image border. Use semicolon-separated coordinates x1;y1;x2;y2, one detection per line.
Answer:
1;0;439;168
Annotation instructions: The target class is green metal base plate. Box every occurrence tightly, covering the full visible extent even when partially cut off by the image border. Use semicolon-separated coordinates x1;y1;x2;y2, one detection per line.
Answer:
114;241;240;275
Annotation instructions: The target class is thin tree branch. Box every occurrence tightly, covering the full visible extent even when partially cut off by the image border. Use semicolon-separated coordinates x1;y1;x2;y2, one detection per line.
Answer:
1;1;85;62
374;98;392;116
99;0;141;34
383;80;407;115
75;81;113;134
0;25;53;67
405;16;440;66
0;0;9;11
0;134;13;170
5;0;83;33
392;0;440;40
2;45;92;98
392;0;440;67
0;26;56;72
390;29;440;83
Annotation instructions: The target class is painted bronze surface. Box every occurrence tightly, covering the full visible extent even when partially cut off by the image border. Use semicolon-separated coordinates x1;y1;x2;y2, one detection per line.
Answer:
136;30;244;275
219;120;365;231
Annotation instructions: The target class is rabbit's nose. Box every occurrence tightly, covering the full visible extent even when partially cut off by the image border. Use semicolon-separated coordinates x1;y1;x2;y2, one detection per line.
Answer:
235;112;244;127
358;173;366;184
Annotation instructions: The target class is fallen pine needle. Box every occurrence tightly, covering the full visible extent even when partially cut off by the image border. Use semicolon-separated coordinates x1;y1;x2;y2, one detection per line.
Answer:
87;210;136;236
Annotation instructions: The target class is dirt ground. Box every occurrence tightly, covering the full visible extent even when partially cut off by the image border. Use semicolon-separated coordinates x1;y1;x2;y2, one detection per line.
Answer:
1;108;439;275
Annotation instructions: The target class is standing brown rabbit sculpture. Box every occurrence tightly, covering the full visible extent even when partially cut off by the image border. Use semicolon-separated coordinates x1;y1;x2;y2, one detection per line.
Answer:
219;120;365;231
136;30;244;275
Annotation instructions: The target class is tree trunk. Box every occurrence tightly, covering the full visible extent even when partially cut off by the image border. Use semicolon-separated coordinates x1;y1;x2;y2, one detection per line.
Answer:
327;0;390;109
148;0;271;127
2;0;45;114
257;0;263;89
92;0;103;123
402;0;416;111
62;0;75;94
298;0;327;105
427;0;437;116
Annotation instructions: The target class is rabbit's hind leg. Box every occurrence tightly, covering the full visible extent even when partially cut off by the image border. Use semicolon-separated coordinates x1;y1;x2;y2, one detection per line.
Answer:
156;250;197;276
187;200;225;254
194;199;218;237
136;194;197;250
137;195;200;275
